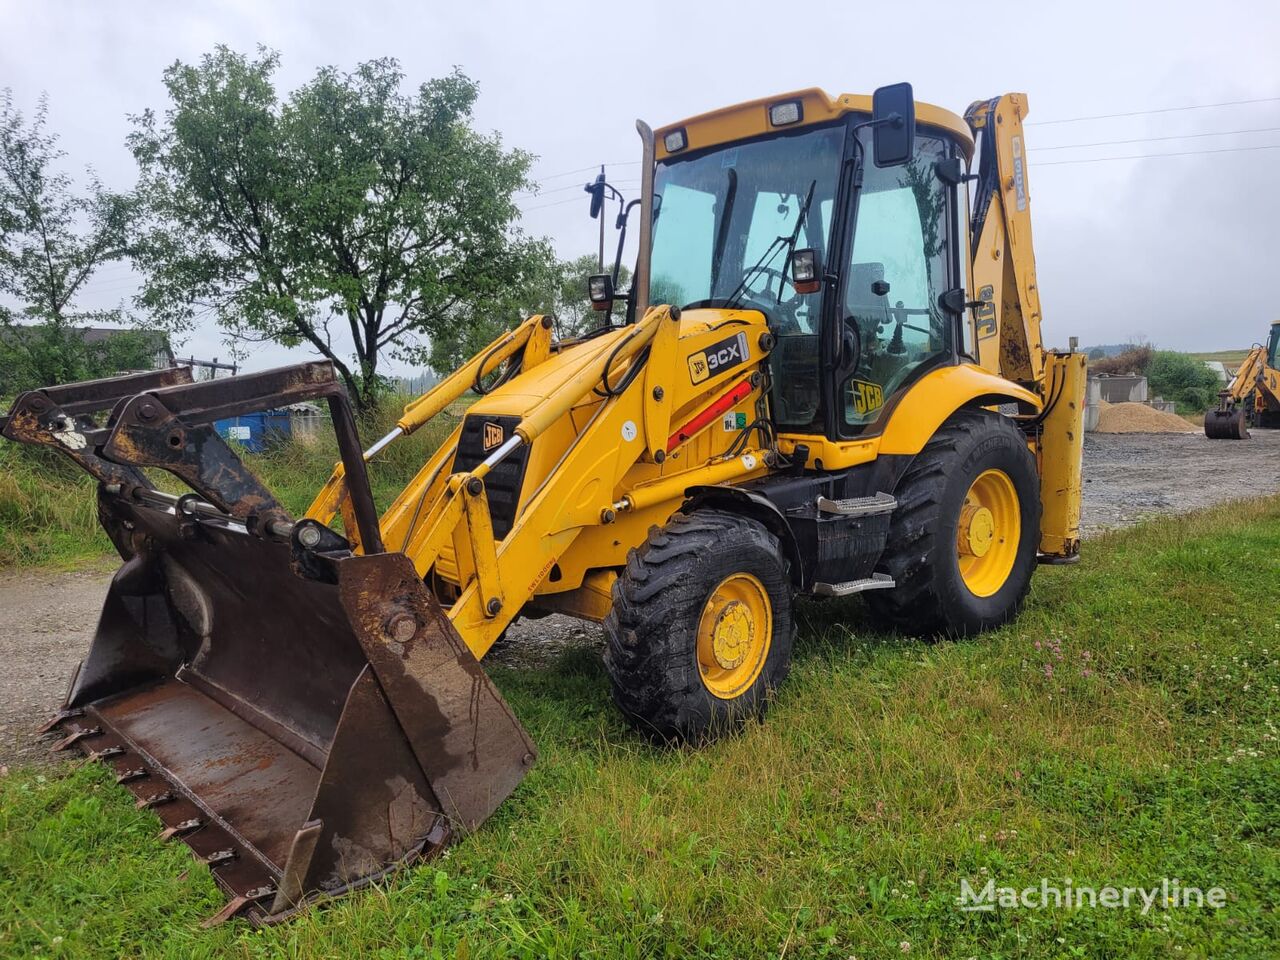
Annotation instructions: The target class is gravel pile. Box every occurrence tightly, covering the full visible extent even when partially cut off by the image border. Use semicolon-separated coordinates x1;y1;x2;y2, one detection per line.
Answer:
1095;401;1198;434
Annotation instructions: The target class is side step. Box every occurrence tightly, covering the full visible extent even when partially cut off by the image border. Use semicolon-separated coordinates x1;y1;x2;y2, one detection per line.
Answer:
815;492;897;517
811;573;895;597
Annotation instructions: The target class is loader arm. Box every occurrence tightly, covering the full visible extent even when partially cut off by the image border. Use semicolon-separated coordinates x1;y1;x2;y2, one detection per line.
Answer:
1224;345;1268;402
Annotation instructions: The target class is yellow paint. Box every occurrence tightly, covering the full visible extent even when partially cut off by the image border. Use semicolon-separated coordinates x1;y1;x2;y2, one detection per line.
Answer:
695;572;772;699
292;87;1085;665
655;88;973;162
957;469;1020;597
1037;352;1086;559
776;364;1040;469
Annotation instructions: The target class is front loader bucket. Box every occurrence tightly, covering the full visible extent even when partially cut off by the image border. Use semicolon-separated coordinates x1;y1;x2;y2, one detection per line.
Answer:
1204;407;1249;439
5;363;535;924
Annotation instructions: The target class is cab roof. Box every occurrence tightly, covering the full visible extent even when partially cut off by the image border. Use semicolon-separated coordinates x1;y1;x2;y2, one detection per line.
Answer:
654;88;973;162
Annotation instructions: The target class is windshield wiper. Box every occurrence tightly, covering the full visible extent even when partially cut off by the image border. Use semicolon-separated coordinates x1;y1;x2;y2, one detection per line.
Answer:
722;179;817;311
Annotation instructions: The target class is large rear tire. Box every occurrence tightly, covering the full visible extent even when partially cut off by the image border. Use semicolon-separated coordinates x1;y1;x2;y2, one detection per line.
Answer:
867;410;1040;637
603;510;793;743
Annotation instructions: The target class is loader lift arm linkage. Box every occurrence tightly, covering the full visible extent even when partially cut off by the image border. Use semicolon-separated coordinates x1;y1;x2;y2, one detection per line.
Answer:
3;82;1086;925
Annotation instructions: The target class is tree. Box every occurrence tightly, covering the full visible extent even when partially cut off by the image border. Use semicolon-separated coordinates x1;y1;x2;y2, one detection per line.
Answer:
0;325;161;396
129;48;552;409
427;253;631;375
0;90;134;330
1147;350;1220;412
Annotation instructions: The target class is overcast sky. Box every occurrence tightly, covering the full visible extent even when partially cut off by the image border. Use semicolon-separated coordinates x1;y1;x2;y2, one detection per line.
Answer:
3;0;1278;373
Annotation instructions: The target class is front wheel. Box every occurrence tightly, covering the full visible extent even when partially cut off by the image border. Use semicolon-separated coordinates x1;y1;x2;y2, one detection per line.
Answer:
867;410;1041;637
603;510;793;743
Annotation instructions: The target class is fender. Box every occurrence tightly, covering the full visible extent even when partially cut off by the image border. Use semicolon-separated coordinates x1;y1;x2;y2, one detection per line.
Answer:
681;484;805;589
877;363;1040;455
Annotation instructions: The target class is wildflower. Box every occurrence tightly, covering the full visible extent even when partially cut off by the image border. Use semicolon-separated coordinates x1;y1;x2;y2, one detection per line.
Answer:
899;941;911;953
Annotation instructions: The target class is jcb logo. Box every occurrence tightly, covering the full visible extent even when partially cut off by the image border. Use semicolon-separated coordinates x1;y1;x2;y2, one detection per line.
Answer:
850;379;884;417
973;284;997;340
688;332;749;385
482;422;504;451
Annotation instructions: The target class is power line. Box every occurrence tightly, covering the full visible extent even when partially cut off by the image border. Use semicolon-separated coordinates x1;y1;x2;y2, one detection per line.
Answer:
525;159;640;186
1035;125;1280;151
517;177;641;200
1035;142;1280;167
1030;95;1280;126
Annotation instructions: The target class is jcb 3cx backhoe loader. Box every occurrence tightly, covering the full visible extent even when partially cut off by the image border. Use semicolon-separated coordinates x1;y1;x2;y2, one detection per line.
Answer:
2;83;1084;924
1204;320;1280;438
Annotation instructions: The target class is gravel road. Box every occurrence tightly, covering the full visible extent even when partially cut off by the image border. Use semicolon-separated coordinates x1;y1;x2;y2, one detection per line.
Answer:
3;429;1278;766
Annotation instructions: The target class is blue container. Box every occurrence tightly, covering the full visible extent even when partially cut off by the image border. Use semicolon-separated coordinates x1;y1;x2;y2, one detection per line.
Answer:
214;410;292;453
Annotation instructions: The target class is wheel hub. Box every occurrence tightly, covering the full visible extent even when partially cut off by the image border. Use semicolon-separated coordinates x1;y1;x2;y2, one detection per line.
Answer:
958;504;995;557
955;468;1021;598
695;573;773;700
709;600;752;669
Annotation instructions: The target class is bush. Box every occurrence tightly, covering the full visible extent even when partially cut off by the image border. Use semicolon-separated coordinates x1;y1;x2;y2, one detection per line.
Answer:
1147;350;1221;413
1088;344;1153;376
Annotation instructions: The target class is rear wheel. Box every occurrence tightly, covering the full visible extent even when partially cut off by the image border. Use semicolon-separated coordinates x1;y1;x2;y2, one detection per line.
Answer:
603;510;793;742
867;410;1040;636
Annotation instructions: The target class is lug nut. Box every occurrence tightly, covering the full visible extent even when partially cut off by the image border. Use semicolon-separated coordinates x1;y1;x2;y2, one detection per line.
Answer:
654;449;666;464
485;598;502;617
466;477;484;496
600;508;616;524
386;612;418;644
137;401;158;421
297;525;323;548
652;386;664;401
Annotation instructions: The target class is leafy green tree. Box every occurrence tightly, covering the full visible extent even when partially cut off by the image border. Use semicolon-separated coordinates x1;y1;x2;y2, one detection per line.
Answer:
0;89;134;338
1147;350;1221;412
129;48;552;409
0;324;162;396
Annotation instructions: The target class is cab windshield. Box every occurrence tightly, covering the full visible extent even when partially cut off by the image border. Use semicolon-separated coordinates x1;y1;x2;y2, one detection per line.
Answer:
1269;324;1280;368
649;124;844;320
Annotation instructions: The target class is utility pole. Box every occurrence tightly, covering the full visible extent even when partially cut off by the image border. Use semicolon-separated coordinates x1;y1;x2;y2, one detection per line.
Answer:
597;164;606;272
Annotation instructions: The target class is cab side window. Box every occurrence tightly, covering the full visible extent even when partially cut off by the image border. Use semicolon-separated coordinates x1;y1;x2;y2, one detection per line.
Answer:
840;134;952;429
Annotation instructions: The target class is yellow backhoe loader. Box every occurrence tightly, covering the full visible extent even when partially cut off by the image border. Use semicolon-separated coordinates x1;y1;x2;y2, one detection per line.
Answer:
1204;320;1280;438
1;83;1084;923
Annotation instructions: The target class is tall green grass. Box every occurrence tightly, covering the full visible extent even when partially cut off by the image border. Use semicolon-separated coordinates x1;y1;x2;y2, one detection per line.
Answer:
0;394;461;569
1;496;1277;958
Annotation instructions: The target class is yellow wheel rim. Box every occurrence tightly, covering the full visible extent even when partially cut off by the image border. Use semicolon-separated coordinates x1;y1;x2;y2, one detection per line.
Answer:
956;469;1021;598
695;572;772;700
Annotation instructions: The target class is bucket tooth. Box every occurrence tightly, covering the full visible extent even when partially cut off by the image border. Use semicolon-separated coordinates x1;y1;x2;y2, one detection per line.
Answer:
136;790;175;810
201;885;277;929
159;818;203;841
51;726;101;751
116;767;148;784
37;708;84;735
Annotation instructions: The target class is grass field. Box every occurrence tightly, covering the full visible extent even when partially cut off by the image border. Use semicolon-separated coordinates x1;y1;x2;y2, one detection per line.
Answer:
1;496;1276;958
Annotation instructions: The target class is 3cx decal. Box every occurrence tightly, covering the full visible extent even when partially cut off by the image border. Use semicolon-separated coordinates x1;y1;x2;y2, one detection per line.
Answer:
850;379;884;417
688;331;750;385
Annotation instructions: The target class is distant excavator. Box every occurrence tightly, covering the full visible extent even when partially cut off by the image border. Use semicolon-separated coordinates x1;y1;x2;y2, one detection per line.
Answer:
1204;321;1280;439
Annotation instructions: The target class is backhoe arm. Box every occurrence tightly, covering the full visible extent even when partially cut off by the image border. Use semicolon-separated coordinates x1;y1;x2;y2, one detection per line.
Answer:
965;94;1045;387
967;94;1085;562
1225;345;1268;402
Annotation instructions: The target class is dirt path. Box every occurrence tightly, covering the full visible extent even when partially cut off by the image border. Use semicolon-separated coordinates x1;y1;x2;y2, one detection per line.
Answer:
2;430;1277;766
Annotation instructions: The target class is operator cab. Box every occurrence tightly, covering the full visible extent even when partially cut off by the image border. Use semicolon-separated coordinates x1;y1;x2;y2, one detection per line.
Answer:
641;85;973;446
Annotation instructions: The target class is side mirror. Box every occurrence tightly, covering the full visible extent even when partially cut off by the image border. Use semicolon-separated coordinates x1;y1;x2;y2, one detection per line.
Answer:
585;172;606;219
790;248;821;295
871;82;915;167
588;273;614;311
